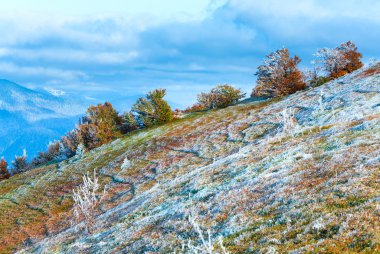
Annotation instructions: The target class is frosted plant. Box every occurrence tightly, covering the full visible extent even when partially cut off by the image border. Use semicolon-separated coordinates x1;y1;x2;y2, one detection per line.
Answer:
312;218;325;232
277;108;299;136
304;61;323;85
121;157;132;171
72;170;107;233
75;144;85;159
368;58;378;67
180;214;229;254
314;47;348;75
319;88;325;112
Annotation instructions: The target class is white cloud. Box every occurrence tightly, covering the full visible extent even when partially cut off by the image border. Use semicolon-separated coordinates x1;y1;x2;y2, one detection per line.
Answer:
0;0;219;21
0;0;378;109
0;62;88;80
229;0;380;21
0;48;139;64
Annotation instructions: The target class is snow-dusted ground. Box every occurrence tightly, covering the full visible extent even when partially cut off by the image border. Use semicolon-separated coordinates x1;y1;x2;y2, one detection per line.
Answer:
1;64;379;253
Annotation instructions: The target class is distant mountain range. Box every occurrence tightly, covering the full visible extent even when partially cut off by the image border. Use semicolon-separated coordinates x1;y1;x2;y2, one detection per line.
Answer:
0;79;86;163
0;79;187;164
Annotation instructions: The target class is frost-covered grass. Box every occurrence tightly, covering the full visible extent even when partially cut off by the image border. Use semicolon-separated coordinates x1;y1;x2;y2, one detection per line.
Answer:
2;65;380;253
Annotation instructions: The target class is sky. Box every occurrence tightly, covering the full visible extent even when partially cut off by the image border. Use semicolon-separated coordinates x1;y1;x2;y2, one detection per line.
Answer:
0;0;379;109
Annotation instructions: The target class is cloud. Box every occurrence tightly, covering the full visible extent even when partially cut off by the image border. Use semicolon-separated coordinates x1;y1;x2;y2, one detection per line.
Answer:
0;62;88;80
0;48;139;64
228;0;380;21
226;0;380;49
0;0;378;110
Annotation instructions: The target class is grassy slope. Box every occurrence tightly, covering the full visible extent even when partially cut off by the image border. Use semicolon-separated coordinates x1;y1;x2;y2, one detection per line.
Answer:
0;64;380;253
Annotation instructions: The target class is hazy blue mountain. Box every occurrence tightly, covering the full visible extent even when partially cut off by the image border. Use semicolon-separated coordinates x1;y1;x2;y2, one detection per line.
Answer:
0;79;86;163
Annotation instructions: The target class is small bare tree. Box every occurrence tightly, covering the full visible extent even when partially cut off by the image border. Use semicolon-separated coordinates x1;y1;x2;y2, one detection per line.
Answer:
72;170;107;233
277;108;299;136
180;214;229;254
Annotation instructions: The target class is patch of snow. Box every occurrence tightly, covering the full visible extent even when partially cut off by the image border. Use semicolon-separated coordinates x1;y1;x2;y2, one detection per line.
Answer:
44;87;66;97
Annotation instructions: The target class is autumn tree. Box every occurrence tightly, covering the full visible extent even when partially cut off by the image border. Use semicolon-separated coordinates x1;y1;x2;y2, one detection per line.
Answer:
315;41;363;79
76;119;100;150
0;158;10;180
86;102;120;143
12;150;29;174
132;89;174;127
252;48;306;98
197;84;245;110
76;102;121;150
60;130;81;158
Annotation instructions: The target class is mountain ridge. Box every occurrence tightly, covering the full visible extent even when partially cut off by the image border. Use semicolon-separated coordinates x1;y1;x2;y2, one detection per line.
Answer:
0;79;86;162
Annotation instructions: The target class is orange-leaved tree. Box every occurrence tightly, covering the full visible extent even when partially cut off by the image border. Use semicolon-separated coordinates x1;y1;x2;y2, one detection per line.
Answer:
252;47;306;98
76;102;121;150
0;158;10;180
315;41;363;79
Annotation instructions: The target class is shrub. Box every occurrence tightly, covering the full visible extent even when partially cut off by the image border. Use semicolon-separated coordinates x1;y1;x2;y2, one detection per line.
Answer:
173;108;184;119
12;150;29;174
132;89;174;127
72;170;107;233
31;141;61;167
120;112;139;133
252;48;306;98
310;76;331;88
315;41;363;79
197;84;245;110
184;103;207;113
0;158;10;181
304;67;331;88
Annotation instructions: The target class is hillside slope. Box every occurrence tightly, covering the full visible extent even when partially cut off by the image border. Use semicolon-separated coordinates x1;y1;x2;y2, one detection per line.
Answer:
1;64;380;253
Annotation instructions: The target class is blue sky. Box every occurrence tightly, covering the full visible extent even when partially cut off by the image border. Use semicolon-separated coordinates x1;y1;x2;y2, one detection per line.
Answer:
0;0;379;109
